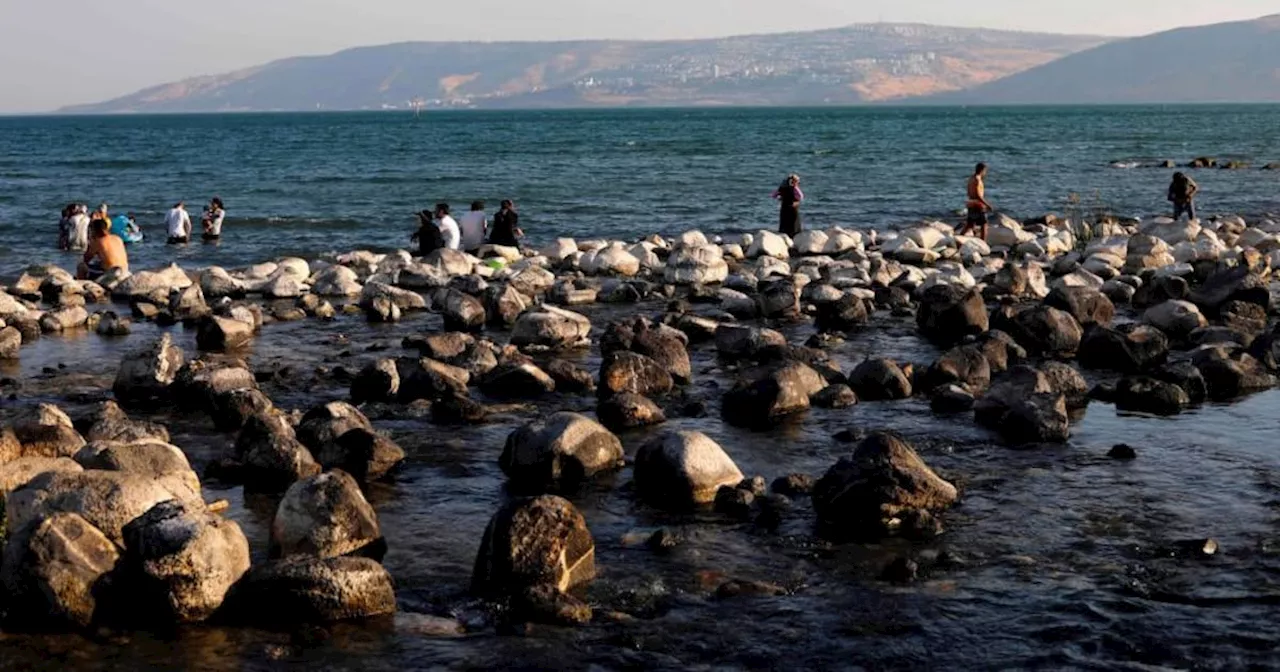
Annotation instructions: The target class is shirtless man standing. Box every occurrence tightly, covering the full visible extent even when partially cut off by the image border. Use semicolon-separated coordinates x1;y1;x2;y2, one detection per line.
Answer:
958;163;993;241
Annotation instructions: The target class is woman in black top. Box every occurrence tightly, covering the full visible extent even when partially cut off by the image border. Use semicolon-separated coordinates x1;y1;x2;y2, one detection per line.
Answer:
410;209;444;256
488;199;523;248
773;174;803;236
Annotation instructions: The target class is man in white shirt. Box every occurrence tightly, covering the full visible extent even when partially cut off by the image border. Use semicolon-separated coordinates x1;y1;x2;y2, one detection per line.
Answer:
457;200;487;253
165;201;192;244
435;203;461;251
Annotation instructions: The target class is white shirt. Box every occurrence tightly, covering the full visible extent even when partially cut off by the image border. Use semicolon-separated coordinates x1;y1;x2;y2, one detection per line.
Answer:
438;215;461;251
206;208;225;236
68;213;91;249
166;207;191;238
457;211;487;251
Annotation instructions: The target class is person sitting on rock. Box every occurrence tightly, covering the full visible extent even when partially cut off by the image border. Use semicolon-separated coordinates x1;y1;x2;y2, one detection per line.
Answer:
411;209;445;256
77;217;129;280
958;163;993;241
1168;172;1199;221
488;199;522;249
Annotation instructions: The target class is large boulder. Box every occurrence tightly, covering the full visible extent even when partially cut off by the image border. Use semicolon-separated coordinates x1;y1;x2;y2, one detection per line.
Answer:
172;359;257;411
483;284;529;328
200;267;247;299
423;248;474;276
1143;300;1208;341
721;361;825;428
919;346;991;394
0;325;21;359
664;244;729;285
0;512;120;628
917;286;988;346
234;555;396;623
1114;376;1190;416
1194;351;1276;401
602;320;692;384
974;367;1070;444
113;333;186;405
848;358;913;401
596;393;666;430
1189;264;1270;316
499;412;624;490
812;432;958;538
438;288;487;332
714;324;787;361
598;351;674;398
815;293;870;333
6;470;183;546
397;358;470;402
511;305;592;349
994;305;1083;358
634;430;744;507
119;500;251;623
295;402;373;454
233;412;322;493
471;495;596;596
1078;324;1170;373
0;457;82;499
73;440;202;505
195;315;254;352
480;361;557;398
82;401;170;444
1044;287;1115;327
311;265;363;297
756;279;800;319
270;470;385;560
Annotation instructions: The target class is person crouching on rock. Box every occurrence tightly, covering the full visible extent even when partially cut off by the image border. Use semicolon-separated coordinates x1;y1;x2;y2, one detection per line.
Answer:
77;217;128;280
772;174;804;236
958;162;993;241
411;209;445;256
1168;172;1199;221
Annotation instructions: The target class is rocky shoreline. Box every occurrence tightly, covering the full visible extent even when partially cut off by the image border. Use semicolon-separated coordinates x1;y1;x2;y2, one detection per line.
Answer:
0;211;1277;642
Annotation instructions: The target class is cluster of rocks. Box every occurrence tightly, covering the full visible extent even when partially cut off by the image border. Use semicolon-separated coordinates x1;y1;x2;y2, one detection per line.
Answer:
1111;157;1279;171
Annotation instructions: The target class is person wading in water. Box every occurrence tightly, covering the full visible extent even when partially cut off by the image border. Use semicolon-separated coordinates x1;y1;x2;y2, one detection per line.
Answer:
772;174;804;236
958;163;994;241
1167;172;1200;221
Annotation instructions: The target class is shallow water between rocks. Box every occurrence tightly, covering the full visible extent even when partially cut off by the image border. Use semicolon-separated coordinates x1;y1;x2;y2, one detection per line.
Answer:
2;293;1280;671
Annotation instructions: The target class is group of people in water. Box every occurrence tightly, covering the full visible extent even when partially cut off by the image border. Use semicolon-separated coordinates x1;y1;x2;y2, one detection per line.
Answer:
58;197;225;280
773;165;1204;242
412;199;523;256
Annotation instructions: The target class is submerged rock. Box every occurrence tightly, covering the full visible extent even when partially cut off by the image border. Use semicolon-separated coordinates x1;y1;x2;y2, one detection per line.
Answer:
812;432;958;539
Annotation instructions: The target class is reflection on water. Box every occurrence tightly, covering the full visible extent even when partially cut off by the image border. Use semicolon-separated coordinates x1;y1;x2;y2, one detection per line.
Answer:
2;295;1280;669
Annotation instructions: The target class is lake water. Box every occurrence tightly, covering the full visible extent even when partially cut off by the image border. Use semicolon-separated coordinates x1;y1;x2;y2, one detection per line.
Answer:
1;106;1279;276
2;107;1280;669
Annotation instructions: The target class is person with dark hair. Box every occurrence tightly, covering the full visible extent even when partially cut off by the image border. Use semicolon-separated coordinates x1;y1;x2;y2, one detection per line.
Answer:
434;202;460;251
488;199;522;248
958;163;993;241
66;203;91;250
203;197;226;241
771;174;804;236
77;217;128;280
57;203;74;250
411;209;446;256
1168;172;1199;221
166;201;192;244
458;200;488;254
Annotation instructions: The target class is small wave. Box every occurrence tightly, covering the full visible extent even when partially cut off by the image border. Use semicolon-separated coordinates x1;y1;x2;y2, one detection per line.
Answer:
48;159;158;170
813;149;835;156
225;216;378;230
1110;161;1140;169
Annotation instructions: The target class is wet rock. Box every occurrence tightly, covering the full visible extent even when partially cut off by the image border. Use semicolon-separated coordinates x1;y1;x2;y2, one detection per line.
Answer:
295;402;372;454
511;583;593;626
397;358;470;402
113;333;186;406
714;324;787;361
1189;264;1270;315
994;304;1083;358
756;279;800;319
771;473;814;497
605;320;693;384
812;383;857;409
511;305;592;350
6;470;183;546
0;325;21;359
598;351;674;398
975;367;1070;444
471;495;596;597
235;555;396;623
1194;351;1276;401
438;288;487;332
39;306;89;333
920;346;990;394
596;392;666;430
1044;286;1115;327
848;358;913;401
118;499;251;623
721;361;825;428
881;557;920;584
403;331;473;360
1114;376;1189;416
917;285;988;346
1221;301;1268;341
483;284;529;328
350;358;400;404
233;411;322;493
1154;362;1208;404
634;430;744;507
173;359;258;412
0;457;83;498
1078;324;1170;373
73;440;202;504
976;330;1026;373
1143;300;1208;341
270;470;385;561
814;293;870;333
430;393;489;426
500;412;624;490
0;512;120;628
1039;361;1089;408
200;266;248;299
94;311;131;337
714;485;755;519
209;387;275;432
542;359;596;394
812;432;958;539
1108;444;1137;460
481;361;557;398
195;315;254;352
664;243;729;285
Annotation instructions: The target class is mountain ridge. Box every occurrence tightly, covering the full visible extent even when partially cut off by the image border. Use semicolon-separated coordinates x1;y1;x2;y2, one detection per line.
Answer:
60;23;1108;113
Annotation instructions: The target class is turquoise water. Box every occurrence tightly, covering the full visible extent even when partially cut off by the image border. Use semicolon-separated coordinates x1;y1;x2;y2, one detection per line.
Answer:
0;106;1278;275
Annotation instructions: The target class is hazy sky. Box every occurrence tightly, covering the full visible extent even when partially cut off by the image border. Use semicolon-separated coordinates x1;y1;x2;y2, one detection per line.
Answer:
0;0;1274;112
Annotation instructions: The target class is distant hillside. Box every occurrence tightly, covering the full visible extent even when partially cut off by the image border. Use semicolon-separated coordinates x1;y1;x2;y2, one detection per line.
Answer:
938;14;1280;104
61;24;1107;113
